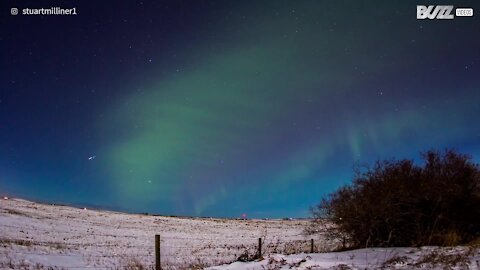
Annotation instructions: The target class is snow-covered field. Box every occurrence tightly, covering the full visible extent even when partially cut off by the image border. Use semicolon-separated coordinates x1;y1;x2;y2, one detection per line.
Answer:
0;198;331;269
1;198;479;270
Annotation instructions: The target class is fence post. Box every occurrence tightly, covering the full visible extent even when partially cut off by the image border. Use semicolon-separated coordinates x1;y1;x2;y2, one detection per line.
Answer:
257;237;262;258
155;234;161;270
310;239;314;253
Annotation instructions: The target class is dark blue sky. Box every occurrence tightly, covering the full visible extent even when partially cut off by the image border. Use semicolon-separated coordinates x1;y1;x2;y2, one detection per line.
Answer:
1;0;479;218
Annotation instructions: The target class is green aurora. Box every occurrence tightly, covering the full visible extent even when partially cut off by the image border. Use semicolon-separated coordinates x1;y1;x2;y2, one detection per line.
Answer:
2;1;478;217
97;2;479;216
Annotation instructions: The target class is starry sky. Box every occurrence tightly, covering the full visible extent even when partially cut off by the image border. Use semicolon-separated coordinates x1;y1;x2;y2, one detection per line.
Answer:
1;0;479;218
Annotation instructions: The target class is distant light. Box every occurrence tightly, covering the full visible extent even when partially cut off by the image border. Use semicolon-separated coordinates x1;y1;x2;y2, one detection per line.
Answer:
83;207;87;210
3;196;8;200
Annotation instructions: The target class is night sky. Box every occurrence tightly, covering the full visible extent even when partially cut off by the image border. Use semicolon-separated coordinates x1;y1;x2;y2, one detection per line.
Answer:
1;1;479;218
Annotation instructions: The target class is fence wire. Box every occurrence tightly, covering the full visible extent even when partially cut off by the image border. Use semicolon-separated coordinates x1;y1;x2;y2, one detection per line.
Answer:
0;223;318;270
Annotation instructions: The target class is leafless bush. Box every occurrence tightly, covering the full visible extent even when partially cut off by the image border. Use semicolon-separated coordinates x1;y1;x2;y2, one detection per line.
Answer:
311;149;480;248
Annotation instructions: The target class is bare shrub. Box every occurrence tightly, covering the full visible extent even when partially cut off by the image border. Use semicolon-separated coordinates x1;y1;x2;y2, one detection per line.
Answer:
311;149;480;248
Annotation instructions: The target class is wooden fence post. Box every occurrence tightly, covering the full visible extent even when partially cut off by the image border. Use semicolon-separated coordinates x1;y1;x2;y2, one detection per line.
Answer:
310;239;314;253
258;237;262;258
155;234;161;270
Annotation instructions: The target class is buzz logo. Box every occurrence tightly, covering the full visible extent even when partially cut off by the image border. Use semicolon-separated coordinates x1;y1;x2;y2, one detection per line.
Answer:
417;5;454;19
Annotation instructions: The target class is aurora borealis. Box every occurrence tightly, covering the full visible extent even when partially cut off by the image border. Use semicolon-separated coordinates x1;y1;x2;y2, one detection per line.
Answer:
1;1;479;217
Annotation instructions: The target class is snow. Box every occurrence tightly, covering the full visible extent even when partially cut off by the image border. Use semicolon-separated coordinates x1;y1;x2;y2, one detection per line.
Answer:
0;198;330;269
1;198;479;269
207;247;480;270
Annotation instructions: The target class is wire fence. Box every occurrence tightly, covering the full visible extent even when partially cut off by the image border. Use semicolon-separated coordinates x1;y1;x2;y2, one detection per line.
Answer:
0;221;325;270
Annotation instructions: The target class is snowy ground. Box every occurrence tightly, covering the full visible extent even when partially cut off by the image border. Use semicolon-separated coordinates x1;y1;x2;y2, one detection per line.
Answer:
1;198;479;270
206;247;480;270
0;198;331;269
